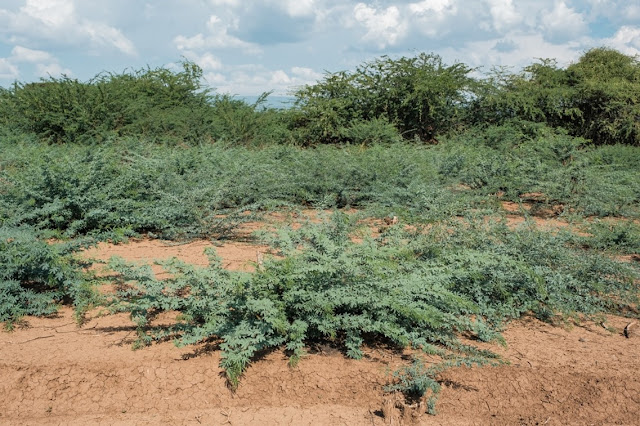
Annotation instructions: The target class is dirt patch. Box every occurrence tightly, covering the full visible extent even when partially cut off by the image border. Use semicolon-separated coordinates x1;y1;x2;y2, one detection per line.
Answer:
1;309;638;425
83;239;269;276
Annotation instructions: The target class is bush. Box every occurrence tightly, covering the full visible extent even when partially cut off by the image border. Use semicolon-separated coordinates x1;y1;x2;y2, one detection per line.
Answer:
0;62;292;146
0;62;215;144
472;48;640;146
292;53;475;144
0;226;97;326
107;215;638;406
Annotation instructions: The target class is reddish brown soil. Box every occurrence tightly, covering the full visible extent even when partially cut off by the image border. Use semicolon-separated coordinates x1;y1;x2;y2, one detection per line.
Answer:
3;213;639;425
2;308;638;425
84;239;269;276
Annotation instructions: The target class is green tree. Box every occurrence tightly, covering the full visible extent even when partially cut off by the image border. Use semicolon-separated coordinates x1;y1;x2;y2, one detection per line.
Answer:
567;47;640;146
293;53;476;144
472;47;640;146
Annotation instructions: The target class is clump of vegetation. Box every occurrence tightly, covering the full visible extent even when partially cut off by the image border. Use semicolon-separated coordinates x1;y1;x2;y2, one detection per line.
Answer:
474;48;640;146
0;62;290;145
2;123;638;242
292;53;474;144
107;214;638;407
0;226;97;327
573;219;640;254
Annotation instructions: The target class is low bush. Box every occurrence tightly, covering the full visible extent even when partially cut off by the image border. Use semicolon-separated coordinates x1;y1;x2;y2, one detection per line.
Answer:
107;214;639;408
573;220;640;254
0;226;97;327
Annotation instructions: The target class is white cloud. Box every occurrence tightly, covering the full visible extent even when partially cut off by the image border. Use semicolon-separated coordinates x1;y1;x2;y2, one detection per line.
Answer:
540;1;588;42
1;0;639;93
407;0;458;37
198;52;223;71
291;66;322;81
603;26;640;55
280;0;316;18
207;64;323;95
0;58;19;79
22;0;74;28
174;15;260;53
203;71;227;86
35;62;72;78
81;22;136;56
209;0;241;7
270;69;291;85
584;0;640;23
486;0;521;33
0;44;71;81
440;33;583;72
181;51;223;71
10;46;54;63
353;3;407;49
208;0;318;18
409;0;456;16
0;0;137;56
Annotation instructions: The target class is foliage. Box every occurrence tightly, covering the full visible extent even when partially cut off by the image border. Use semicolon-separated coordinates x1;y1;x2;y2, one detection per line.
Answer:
566;48;640;146
209;93;294;146
471;60;579;129
573;219;640;255
107;215;638;406
436;122;640;217
0;139;482;237
0;62;291;145
292;53;474;144
0;140;265;239
0;62;210;144
2;126;638;243
473;48;640;146
2;48;639;146
0;225;97;327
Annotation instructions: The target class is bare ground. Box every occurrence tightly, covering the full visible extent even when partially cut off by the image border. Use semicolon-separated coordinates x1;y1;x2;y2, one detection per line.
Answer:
2;307;638;425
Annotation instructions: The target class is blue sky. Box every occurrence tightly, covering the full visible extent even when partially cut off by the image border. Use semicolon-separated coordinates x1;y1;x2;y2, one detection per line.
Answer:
1;0;639;95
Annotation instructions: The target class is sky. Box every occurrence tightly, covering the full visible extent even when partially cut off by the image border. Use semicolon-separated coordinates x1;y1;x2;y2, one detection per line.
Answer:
0;0;639;96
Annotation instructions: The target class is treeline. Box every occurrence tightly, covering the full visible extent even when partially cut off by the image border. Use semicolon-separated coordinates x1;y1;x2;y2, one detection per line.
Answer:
0;47;639;146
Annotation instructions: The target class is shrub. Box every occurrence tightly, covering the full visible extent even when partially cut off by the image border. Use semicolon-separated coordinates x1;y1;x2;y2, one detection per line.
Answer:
472;48;640;146
292;53;475;144
0;62;215;144
567;48;640;146
0;226;97;327
107;215;638;407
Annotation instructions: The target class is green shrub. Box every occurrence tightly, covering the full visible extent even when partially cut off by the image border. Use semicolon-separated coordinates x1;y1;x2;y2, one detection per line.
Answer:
436;123;640;217
573;220;640;254
0;62;215;144
472;48;640;146
0;226;97;326
107;214;638;407
567;48;640;146
0;62;293;146
293;53;474;144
